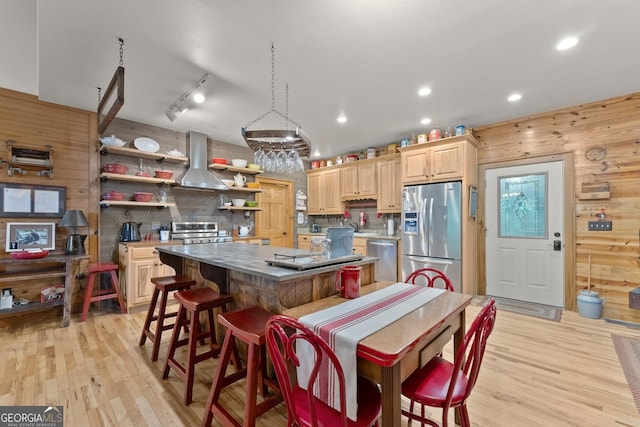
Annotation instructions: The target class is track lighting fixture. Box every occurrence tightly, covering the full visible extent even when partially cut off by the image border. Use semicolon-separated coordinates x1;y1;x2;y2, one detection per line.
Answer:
165;73;211;121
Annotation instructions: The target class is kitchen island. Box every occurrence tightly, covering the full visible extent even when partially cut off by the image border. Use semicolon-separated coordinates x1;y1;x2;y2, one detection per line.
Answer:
156;242;376;313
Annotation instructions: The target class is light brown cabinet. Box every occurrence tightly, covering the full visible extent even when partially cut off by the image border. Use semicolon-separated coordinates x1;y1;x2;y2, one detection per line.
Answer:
376;155;402;213
401;136;476;185
307;168;343;215
119;242;176;312
297;234;313;251
341;162;377;199
352;237;368;256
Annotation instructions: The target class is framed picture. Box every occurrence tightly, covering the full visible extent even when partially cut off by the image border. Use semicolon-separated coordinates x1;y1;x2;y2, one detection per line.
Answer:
0;183;65;217
469;185;478;218
6;222;55;252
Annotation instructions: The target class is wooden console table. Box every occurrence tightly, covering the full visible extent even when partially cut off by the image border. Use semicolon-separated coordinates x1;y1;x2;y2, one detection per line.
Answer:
0;254;88;327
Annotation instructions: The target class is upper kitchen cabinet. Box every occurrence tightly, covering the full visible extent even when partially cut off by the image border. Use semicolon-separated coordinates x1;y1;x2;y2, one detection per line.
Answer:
377;154;401;213
307;168;343;215
400;135;478;185
341;160;377;200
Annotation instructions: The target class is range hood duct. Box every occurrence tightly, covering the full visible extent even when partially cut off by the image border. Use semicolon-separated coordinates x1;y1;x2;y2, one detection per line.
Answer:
180;131;228;190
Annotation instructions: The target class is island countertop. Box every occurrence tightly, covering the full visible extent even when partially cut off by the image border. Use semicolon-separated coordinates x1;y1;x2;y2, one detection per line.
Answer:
156;242;377;282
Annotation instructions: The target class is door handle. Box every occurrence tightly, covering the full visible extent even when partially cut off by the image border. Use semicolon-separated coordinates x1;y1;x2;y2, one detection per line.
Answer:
368;241;394;247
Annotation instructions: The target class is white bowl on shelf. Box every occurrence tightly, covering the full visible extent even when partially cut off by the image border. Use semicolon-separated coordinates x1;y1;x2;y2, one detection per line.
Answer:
231;159;247;168
231;198;246;207
221;179;235;187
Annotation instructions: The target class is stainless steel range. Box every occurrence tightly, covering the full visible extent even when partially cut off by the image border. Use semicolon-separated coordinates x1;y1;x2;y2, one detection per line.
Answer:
171;221;232;244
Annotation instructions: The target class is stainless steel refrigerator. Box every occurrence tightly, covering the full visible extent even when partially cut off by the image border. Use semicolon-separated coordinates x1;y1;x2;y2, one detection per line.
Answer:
401;181;462;291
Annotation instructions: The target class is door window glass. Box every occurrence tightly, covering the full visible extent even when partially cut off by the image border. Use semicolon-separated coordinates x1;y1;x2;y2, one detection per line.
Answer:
498;173;547;238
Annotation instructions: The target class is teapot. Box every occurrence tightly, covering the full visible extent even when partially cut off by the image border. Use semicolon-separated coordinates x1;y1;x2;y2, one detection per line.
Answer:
234;173;247;188
120;222;141;242
238;224;252;237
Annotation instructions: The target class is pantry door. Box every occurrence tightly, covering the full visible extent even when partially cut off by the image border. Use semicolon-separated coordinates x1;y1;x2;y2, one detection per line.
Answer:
485;161;565;307
256;177;293;248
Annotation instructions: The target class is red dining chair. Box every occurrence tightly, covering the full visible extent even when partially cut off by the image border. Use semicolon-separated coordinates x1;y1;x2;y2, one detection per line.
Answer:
401;299;497;427
405;268;455;292
265;315;381;427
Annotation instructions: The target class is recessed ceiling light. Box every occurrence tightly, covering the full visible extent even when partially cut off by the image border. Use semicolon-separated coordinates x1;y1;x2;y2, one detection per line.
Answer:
193;92;205;103
507;93;522;102
418;87;432;97
337;115;347;123
556;37;579;51
420;118;432;125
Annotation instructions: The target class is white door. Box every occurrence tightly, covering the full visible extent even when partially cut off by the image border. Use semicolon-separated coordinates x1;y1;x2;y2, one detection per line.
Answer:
485;161;564;307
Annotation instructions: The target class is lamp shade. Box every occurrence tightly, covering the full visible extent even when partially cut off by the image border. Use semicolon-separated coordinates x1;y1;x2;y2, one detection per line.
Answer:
59;210;88;228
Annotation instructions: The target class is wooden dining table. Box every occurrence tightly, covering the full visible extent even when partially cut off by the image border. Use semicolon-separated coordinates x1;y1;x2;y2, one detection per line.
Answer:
282;281;473;427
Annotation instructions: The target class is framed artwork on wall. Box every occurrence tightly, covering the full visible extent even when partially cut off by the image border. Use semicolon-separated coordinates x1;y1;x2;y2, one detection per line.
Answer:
0;183;65;217
6;222;56;252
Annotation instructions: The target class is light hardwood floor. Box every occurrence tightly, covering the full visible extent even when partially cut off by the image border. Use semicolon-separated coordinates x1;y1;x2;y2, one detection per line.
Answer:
0;303;638;426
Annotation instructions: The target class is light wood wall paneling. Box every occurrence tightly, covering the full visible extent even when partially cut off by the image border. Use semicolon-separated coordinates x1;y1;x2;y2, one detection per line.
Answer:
0;87;97;314
474;91;640;321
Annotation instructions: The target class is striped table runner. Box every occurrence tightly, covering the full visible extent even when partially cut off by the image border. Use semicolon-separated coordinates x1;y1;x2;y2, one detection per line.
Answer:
298;282;444;420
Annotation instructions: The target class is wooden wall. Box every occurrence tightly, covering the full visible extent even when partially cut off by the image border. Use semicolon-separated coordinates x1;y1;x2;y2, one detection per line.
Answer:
474;92;640;321
0;87;98;312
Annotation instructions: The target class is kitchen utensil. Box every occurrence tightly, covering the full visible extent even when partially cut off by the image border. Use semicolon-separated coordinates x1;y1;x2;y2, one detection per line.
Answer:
100;135;125;147
154;170;173;179
167;149;184;156
133;137;160;153
102;191;125;201
160;230;170;241
233;173;247;188
310;236;331;261
156;189;167;202
246;182;260;189
103;163;128;174
245;201;258;207
212;157;227;164
247;163;260;170
120;222;141;242
221;179;235;187
11;250;49;259
231;198;246;207
133;192;154;202
135;159;151;176
335;265;361;299
238;224;252;236
231;159;247;168
311;223;321;233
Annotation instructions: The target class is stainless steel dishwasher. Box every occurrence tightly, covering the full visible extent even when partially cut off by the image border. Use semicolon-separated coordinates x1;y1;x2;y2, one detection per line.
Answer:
367;239;398;282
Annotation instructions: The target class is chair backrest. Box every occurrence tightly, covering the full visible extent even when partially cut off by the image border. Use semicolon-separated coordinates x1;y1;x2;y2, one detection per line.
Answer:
265;314;349;427
405;267;455;291
447;299;497;406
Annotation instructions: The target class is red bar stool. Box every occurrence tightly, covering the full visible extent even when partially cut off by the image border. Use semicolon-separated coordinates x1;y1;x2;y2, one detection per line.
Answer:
139;275;196;361
162;287;233;405
81;262;127;322
201;305;283;427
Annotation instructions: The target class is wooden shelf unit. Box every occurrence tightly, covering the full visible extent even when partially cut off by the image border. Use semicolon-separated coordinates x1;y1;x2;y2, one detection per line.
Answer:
100;145;188;163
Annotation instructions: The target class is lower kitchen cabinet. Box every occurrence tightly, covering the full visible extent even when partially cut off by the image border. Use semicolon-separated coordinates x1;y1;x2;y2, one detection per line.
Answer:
119;241;176;312
352;237;368;256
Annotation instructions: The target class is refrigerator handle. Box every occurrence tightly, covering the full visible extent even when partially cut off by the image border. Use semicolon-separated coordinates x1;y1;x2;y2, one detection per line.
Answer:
428;197;434;249
406;256;453;265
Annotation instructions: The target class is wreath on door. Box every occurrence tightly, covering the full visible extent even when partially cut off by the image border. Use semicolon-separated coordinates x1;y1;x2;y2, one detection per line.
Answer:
513;192;530;219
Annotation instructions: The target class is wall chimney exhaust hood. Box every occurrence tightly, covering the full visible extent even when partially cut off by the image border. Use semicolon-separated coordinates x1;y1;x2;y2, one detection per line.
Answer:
179;131;228;190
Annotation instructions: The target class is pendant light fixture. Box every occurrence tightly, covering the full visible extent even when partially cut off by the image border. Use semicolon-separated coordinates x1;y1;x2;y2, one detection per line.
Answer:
242;43;311;159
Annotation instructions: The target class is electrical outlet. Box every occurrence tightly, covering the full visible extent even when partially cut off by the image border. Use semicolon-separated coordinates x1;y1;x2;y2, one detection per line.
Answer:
588;220;612;231
151;222;161;230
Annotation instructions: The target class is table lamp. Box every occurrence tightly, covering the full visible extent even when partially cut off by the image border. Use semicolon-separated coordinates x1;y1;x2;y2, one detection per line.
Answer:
59;210;89;255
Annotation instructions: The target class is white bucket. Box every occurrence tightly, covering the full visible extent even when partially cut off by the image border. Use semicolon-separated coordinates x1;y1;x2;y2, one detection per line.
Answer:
577;290;604;319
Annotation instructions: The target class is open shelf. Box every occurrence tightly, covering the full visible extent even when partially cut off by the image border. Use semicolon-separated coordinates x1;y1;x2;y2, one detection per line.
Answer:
208;164;263;175
100;145;188;163
225;187;262;193
0;300;64;318
99;172;176;185
99;201;176;208
217;206;262;212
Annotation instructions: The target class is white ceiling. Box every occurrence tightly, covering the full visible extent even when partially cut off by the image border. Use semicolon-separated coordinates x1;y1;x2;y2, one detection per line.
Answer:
2;0;640;158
